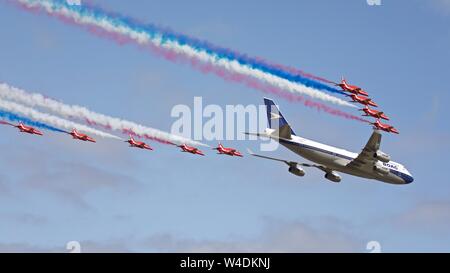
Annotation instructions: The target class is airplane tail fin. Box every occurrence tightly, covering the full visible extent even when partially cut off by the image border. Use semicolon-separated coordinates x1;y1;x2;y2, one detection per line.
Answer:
212;143;221;150
371;118;380;125
358;105;367;111
263;98;296;139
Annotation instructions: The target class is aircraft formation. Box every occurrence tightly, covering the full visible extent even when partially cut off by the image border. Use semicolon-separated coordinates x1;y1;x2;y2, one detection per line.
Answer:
0;119;242;157
1;72;411;185
333;77;399;134
0;1;407;184
0;77;398;158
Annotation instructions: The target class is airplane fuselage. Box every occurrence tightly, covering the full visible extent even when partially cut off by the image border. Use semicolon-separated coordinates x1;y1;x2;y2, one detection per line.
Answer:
70;131;96;142
17;124;42;135
338;80;368;96
179;145;204;155
254;98;413;185
276;133;413;185
216;146;243;157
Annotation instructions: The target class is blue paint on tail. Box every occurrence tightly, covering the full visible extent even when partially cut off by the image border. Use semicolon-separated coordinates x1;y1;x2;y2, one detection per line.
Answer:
263;98;296;136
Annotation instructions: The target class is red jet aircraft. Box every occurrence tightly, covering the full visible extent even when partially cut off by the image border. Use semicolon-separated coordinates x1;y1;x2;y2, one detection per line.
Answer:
335;77;369;96
348;94;378;107
359;106;389;120
371;119;399;134
178;144;204;156
14;122;43;136
69;129;96;142
125;135;153;150
213;143;243;157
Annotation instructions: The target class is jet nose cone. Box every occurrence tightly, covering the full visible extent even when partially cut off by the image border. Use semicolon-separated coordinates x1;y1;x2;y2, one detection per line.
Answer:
404;175;414;184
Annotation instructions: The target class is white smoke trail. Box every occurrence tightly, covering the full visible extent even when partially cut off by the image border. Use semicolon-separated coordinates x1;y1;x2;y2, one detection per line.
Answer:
15;0;354;107
0;83;206;147
0;98;122;140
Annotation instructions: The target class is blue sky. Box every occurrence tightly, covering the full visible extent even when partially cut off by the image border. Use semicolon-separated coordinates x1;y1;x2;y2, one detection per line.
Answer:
0;0;449;252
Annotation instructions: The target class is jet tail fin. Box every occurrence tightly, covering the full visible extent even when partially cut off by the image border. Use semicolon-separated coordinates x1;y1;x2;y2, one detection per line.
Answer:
263;98;296;139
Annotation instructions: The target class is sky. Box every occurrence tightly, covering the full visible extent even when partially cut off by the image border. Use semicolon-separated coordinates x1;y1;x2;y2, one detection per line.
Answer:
0;0;449;252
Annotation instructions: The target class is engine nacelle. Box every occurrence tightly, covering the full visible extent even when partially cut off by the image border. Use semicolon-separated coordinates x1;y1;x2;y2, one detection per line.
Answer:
324;171;341;183
373;165;390;175
288;166;305;177
374;150;390;163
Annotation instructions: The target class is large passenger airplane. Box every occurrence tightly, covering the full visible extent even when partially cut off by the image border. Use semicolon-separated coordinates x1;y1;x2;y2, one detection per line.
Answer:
247;98;413;184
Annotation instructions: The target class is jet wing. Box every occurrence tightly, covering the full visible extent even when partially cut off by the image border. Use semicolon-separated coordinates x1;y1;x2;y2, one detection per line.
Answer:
243;132;270;139
247;149;327;171
346;130;381;170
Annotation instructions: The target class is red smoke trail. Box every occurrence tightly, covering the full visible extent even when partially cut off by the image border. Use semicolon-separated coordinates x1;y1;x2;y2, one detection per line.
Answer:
15;2;364;124
71;21;367;123
0;120;14;126
84;118;112;130
268;62;337;85
122;129;175;146
84;118;175;145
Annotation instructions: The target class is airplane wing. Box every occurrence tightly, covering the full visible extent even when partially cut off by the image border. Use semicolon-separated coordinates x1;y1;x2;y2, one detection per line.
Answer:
243;132;271;139
346;130;381;170
244;132;295;143
247;149;327;171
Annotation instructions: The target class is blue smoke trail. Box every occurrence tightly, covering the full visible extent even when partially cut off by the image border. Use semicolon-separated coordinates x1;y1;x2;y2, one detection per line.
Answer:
42;0;343;95
0;109;67;133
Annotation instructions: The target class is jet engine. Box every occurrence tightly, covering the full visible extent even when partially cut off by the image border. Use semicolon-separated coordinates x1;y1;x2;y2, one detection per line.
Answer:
373;165;390;175
374;150;390;163
324;171;341;183
288;166;305;177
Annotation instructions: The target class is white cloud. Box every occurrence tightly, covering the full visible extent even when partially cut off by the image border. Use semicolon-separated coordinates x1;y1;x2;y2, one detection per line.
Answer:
0;213;47;226
394;201;450;231
0;218;363;252
18;161;141;209
0;240;130;253
142;218;362;253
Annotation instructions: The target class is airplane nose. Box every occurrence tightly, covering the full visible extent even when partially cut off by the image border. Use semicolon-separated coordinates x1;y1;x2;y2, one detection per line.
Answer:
405;176;414;184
